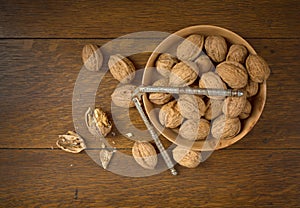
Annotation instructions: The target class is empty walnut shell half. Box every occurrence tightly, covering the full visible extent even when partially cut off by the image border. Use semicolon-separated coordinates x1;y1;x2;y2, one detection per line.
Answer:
56;131;86;153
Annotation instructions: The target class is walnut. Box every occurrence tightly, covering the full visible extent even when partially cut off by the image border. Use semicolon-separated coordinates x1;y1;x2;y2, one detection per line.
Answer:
194;54;215;74
245;80;259;97
177;94;206;120
211;115;241;140
172;146;201;168
156;53;178;77
108;54;135;83
204;99;224;120
204;35;228;62
132;141;157;170
222;93;247;118
169;61;199;87
149;78;172;105
159;101;183;128
246;54;270;83
111;84;136;108
82;44;103;72
177;34;204;61
239;100;252;119
56;131;86;153
216;61;248;89
226;44;248;64
199;72;227;99
179;119;210;141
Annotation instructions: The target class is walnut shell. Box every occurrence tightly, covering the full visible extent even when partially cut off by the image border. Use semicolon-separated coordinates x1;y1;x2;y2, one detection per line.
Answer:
177;34;204;61
246;54;270;83
108;54;135;83
156;53;178;77
204;99;224;120
159;101;183;128
132;141;157;170
222;93;247;118
194;54;215;74
111;84;136;108
245;80;259;97
199;72;227;99
204;35;227;62
239;100;252;119
226;44;248;64
179;119;210;141
216;61;248;89
172;146;201;168
211;115;241;140
82;44;103;72
177;94;206;120
169;61;199;86
56;131;86;153
94;108;112;137
149;78;172;105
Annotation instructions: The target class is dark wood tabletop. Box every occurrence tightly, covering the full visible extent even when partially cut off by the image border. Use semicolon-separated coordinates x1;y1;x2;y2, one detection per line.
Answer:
1;1;300;207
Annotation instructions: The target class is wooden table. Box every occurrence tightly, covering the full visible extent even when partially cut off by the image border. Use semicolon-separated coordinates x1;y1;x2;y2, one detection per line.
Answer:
1;1;299;207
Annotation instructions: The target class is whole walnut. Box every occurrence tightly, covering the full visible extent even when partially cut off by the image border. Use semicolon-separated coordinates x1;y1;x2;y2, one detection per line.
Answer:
108;54;136;84
82;44;103;72
204;99;224;120
194;54;215;74
177;94;206;120
245;80;259;97
179;119;210;141
222;93;247;118
132;141;158;170
149;78;172;105
169;61;199;87
239;100;252;119
204;35;228;62
246;54;270;83
111;84;136;108
199;72;227;99
216;61;248;89
159;101;183;128
226;44;248;64
156;53;178;77
177;34;204;61
211;115;241;140
172;146;201;168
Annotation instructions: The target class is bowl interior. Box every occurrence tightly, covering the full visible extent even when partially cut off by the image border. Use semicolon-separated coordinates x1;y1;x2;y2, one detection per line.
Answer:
142;25;266;151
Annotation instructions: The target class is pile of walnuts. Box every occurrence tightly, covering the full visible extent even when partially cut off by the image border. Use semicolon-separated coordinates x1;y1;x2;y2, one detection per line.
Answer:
148;34;270;168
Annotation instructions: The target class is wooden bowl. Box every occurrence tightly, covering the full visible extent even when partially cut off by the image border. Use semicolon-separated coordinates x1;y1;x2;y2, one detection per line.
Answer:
142;25;267;151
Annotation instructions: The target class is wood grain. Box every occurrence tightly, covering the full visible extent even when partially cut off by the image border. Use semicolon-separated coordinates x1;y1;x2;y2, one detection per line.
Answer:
0;149;299;207
0;39;299;148
0;0;299;38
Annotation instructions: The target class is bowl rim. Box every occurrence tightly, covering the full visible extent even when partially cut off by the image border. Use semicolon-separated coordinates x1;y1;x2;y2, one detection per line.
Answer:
142;25;267;151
